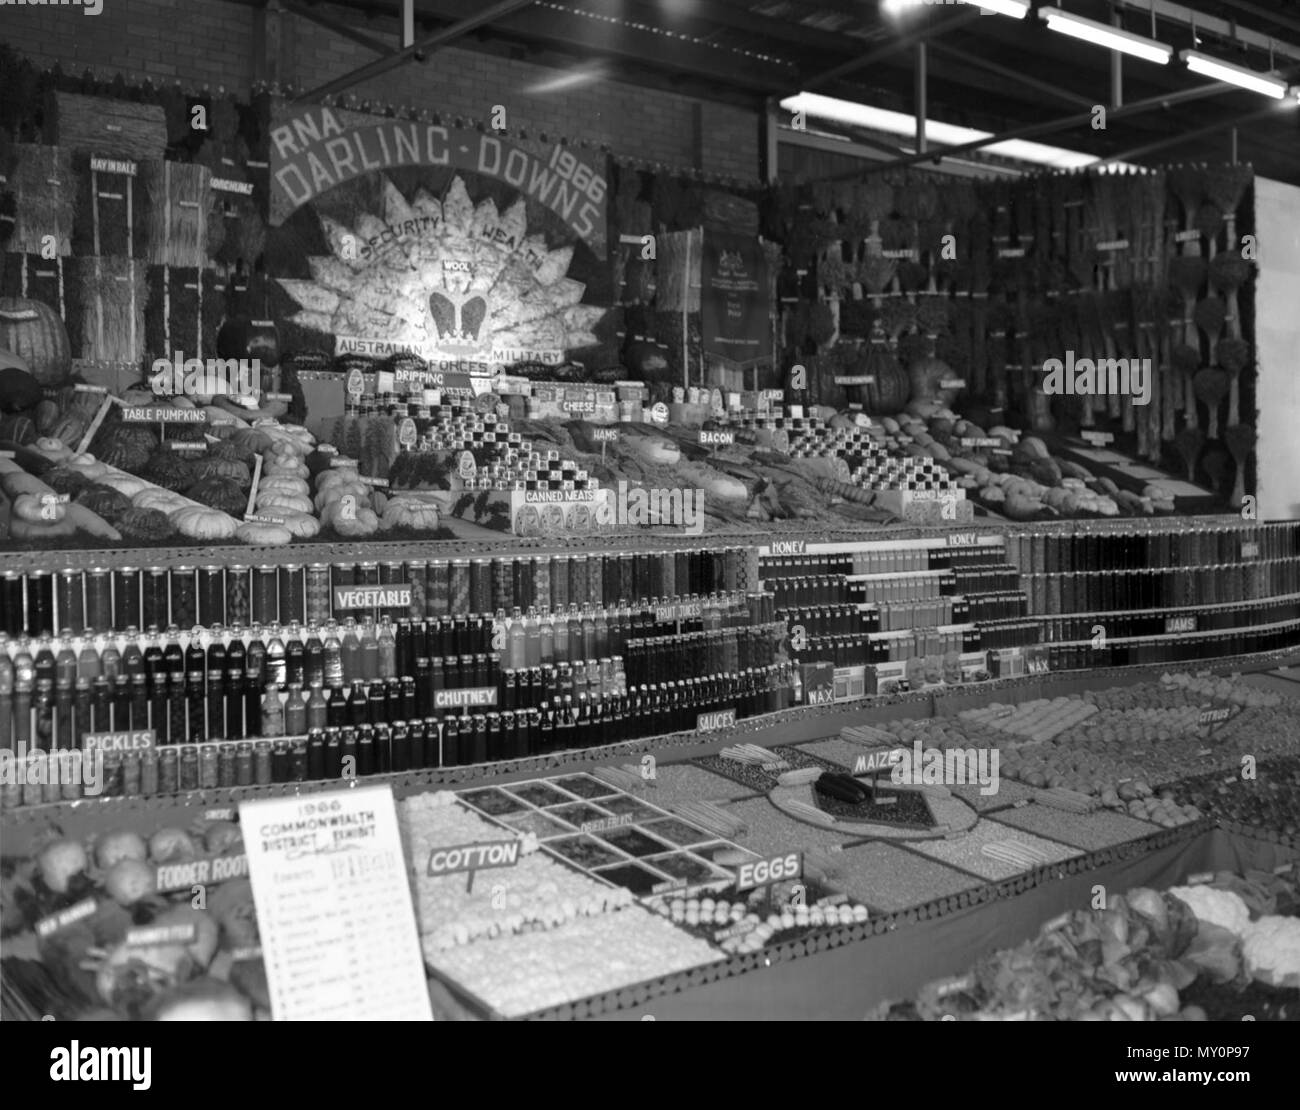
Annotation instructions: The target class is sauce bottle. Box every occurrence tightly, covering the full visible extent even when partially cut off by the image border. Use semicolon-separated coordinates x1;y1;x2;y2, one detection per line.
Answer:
323;620;343;686
100;636;120;684
306;682;329;732
266;625;287;688
78;635;102;684
304;623;325;688
377;618;397;679
360;617;379;680
507;607;526;671
261;683;284;738
539;610;555;666
284;622;305;687
56;634;78;689
340;618;361;683
284;683;307;736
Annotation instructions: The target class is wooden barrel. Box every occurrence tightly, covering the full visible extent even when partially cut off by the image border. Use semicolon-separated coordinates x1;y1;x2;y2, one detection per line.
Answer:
140;161;211;268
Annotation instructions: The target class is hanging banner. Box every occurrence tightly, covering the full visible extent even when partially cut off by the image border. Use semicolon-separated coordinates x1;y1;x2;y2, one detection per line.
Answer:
701;230;770;365
269;106;608;258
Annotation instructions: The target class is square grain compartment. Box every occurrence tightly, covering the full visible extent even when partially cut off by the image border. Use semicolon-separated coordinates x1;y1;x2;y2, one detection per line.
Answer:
594;794;666;821
640;817;716;846
592;861;672;896
598;825;674;858
644;852;730;885
551;774;620;800
504;780;578;807
549;801;616;827
498;809;575;838
459;787;530;816
544;835;629;870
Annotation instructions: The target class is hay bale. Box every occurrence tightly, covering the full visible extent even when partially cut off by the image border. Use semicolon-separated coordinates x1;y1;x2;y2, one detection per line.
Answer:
72;152;138;258
140;160;210;268
145;264;223;360
72;256;146;364
9;144;74;255
47;92;166;161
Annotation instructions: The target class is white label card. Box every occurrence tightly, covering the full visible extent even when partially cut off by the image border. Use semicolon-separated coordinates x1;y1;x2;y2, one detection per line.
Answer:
241;785;433;1021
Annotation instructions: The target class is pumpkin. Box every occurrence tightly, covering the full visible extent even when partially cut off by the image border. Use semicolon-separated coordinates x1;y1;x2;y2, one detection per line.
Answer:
209;440;254;463
315;468;360;492
170;506;238;541
856;333;911;415
75;485;133;522
195;456;252;486
263;459;309;481
141;450;198;492
257;476;310;496
0;365;42;413
230;428;275;453
314;483;369;513
379;498;440;531
256;491;312;514
0;298;72;387
186;476;247;516
278;510;321;539
116;507;177;542
321;498;378;537
236;520;293;546
42;467;94;497
132;488;187;513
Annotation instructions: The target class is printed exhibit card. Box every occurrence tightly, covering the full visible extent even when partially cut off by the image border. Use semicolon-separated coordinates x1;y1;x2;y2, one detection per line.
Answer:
242;784;433;1020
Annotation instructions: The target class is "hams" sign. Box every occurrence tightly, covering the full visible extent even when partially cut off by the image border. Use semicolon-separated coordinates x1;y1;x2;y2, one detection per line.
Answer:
269;106;608;258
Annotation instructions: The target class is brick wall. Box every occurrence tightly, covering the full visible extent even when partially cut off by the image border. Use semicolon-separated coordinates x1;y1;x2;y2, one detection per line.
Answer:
1;0;761;181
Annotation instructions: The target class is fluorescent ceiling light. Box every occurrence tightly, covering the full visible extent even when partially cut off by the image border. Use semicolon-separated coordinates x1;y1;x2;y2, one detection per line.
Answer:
960;0;1030;16
1181;50;1288;98
882;0;1028;15
1038;7;1173;65
781;93;1108;170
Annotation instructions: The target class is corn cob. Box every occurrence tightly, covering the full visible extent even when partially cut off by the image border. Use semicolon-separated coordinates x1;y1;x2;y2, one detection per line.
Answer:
784;798;834;825
1035;787;1098;813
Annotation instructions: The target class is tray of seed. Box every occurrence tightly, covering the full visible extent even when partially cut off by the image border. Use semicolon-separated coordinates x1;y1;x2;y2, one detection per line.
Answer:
987;805;1163;852
641;763;760;806
905;820;1082;881
724;796;861;856
946;779;1037;813
828;841;985;914
695;745;830;793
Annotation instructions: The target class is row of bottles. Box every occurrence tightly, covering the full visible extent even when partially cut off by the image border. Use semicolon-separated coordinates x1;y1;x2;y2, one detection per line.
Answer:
498;593;776;671
1;665;795;807
0;547;752;637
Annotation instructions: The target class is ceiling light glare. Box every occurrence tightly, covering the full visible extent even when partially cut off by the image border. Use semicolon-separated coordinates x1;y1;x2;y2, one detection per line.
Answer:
1039;7;1173;65
1181;50;1288;98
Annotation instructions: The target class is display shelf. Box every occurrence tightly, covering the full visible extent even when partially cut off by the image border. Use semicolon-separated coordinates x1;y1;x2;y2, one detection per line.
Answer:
7;646;1300;837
